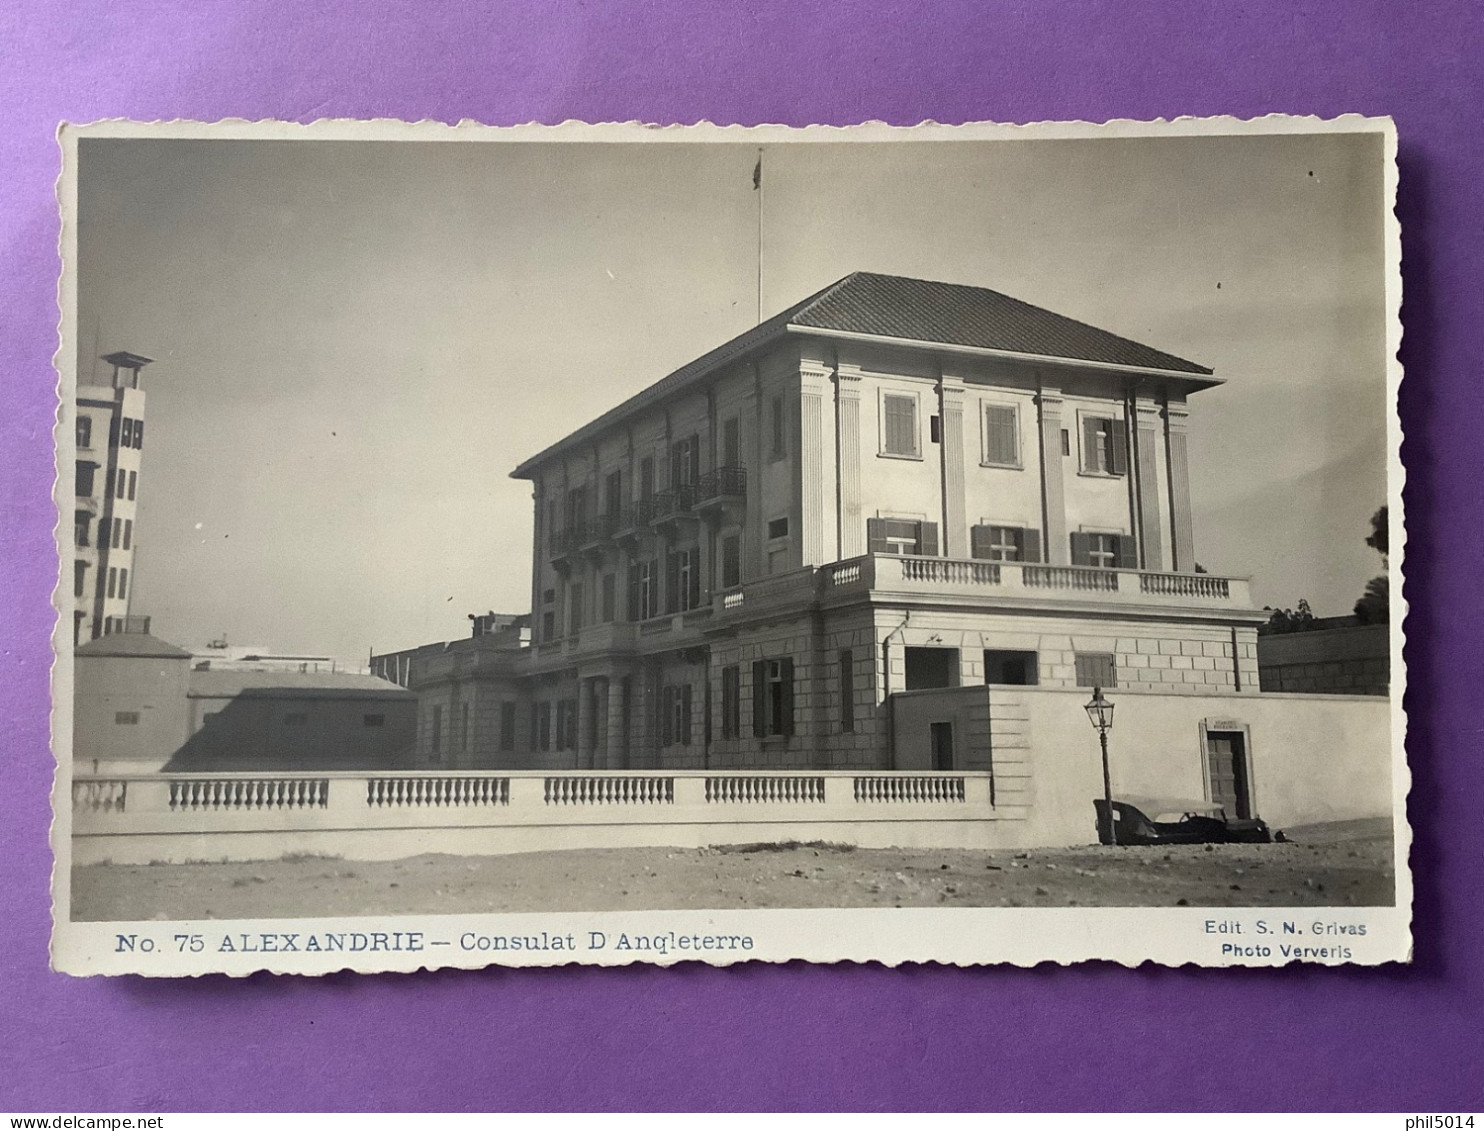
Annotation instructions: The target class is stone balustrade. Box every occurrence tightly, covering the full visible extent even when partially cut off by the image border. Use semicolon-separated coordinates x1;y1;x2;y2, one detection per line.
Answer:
69;769;1013;865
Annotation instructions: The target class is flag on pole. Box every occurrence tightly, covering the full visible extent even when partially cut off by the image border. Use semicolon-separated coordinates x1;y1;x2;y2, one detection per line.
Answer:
753;153;762;190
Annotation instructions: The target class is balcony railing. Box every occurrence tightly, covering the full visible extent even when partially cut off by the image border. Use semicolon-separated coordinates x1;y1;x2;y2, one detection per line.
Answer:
694;466;747;505
715;554;1254;616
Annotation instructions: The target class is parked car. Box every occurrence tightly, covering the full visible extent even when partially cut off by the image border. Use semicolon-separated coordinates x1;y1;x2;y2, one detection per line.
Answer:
1094;796;1274;846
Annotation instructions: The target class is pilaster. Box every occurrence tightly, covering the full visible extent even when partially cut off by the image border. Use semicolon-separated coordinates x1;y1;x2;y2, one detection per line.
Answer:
939;374;967;558
1036;383;1070;565
836;367;864;558
1135;398;1166;571
799;361;832;566
1165;401;1196;571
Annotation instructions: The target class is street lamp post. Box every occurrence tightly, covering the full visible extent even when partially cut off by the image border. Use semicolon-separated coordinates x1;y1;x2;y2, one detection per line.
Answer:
1084;686;1117;846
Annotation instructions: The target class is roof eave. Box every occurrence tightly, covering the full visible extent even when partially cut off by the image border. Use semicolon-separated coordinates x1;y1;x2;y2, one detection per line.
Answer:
784;325;1221;388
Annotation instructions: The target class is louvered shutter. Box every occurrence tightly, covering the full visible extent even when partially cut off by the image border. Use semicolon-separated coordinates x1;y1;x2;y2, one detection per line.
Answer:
1022;528;1043;563
1082;418;1100;470
626;564;640;622
918;522;940;557
666;553;680;615
1115;534;1138;569
1110;423;1128;475
867;518;889;555
752;661;768;737
985;405;1017;463
970;525;993;560
779;658;795;736
1070;531;1092;566
681;684;693;745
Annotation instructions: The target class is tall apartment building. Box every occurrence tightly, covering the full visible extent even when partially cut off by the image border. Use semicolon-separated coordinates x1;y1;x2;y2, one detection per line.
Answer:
74;351;151;645
402;272;1268;777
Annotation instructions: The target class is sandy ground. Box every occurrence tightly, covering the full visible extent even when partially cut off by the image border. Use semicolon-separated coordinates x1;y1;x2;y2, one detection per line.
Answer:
70;818;1395;921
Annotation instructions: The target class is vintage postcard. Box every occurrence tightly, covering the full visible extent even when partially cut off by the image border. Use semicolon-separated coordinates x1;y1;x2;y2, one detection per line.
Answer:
50;116;1408;975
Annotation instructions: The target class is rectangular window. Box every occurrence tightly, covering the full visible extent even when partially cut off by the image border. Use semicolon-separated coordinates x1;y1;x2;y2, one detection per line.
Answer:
983;403;1019;465
605;469;623;517
107;567;117;599
839;649;855;733
637;558;659;620
114;711;140;725
671;434;700;489
601;573;616;623
663;684;691;747
1074;652;1118;688
767;517;789;541
500;701;517;751
985;649;1039;685
541;611;555;641
74;511;90;547
752;657;795;738
127;470;137;500
665;547;701;613
929;414;942;444
1070;531;1135;569
882;393;918;457
536;702;551;751
284;712;307;727
722;417;740;467
639;456;655;500
123;519;132;550
74;461;97;497
364;713;385;727
1082;415;1128;475
133;420;144;449
76;417;92;449
111;518;121;549
430;706;444;754
118;568;127;600
458;703;468;750
74;560;87;599
720;534;741;589
971;524;1041;562
770;395;786;459
720;665;740;739
121;418;134;448
116;471;126;499
569;582;584;634
1061;429;1071;456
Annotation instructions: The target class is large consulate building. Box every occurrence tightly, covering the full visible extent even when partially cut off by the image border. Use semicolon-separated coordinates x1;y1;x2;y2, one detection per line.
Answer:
394;273;1270;787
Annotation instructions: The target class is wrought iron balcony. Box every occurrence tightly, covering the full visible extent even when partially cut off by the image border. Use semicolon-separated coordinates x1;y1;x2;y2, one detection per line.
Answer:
694;465;747;508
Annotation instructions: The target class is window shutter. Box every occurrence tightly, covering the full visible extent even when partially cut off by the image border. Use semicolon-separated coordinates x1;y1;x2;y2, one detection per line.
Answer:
665;553;680;615
1070;531;1092;566
779;658;795;736
1116;534;1138;569
689;437;701;485
681;684;692;744
1110;422;1128;475
661;686;674;746
626;565;640;622
1082;417;1100;470
1022;528;1043;563
688;550;701;609
985;405;1017;463
134;421;144;449
918;522;940;557
867;518;889;555
752;661;768;737
970;525;992;560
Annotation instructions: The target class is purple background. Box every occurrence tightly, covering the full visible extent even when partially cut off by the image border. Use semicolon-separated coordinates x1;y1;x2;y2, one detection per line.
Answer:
2;0;1479;1112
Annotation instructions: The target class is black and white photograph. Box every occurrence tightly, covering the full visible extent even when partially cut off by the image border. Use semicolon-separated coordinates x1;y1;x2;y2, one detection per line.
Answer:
52;118;1407;974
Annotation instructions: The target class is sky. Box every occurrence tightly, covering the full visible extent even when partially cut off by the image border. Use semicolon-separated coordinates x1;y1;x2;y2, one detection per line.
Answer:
74;128;1391;664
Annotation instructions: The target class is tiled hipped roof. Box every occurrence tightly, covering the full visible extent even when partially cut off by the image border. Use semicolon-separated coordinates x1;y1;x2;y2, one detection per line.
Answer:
512;271;1212;477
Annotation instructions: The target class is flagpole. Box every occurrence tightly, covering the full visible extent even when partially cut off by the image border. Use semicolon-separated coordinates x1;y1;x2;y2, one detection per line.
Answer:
754;147;763;325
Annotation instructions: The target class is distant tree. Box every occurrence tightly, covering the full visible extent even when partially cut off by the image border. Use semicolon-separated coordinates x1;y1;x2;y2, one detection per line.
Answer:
1263;599;1317;635
1353;506;1391;625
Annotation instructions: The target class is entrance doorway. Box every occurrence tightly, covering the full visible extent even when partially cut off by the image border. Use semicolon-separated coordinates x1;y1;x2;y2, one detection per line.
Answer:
1205;730;1252;819
929;721;955;771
